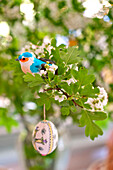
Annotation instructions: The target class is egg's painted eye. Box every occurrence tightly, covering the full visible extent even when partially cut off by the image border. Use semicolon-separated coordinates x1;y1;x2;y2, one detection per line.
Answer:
20;58;29;62
39;147;43;151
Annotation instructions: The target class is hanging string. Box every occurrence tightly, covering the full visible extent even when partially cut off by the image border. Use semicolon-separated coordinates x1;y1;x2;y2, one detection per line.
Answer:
43;104;46;120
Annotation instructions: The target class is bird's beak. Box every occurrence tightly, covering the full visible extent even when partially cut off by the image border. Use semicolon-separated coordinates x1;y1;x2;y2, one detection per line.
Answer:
15;58;19;61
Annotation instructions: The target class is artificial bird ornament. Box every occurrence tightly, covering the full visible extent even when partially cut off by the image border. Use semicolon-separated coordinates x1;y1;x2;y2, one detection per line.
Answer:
16;52;58;75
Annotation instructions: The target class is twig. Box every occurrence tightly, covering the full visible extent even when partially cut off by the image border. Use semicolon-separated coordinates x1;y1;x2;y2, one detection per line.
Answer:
72;99;83;108
44;86;83;108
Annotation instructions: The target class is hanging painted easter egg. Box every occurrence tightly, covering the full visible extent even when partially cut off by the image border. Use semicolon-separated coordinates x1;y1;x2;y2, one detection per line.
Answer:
32;120;58;156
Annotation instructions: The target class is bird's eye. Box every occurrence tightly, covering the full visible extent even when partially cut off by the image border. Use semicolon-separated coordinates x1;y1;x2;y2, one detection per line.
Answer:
20;57;29;62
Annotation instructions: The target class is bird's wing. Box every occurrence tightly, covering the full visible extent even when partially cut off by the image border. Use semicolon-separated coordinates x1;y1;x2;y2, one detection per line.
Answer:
30;63;41;73
30;58;57;73
39;58;56;64
30;58;46;73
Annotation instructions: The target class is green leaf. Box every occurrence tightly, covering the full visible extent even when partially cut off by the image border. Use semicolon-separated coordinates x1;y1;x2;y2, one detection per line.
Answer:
58;63;67;75
95;118;109;129
60;82;72;95
88;111;107;121
60;100;70;106
72;0;85;12
59;46;81;64
51;48;63;64
37;93;51;110
80;84;99;97
72;82;79;94
53;75;62;84
61;107;70;115
51;48;67;75
85;122;103;140
0;108;18;132
23;73;45;87
51;38;56;47
72;67;95;86
58;0;66;9
48;71;54;81
79;110;105;140
70;106;77;112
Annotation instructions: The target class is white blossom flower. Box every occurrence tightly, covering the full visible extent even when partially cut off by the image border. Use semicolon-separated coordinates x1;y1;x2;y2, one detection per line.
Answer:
54;95;66;102
47;64;58;74
25;44;30;50
24;102;37;110
85;98;103;111
47;45;54;54
75;66;78;71
32;44;37;49
96;35;108;51
35;48;43;55
62;77;77;85
0;97;11;108
43;36;51;45
83;0;111;19
66;65;72;72
85;86;108;112
69;64;73;69
66;78;77;85
44;63;58;74
45;84;50;89
38;70;47;76
34;36;54;55
98;86;108;106
39;88;44;93
66;65;78;72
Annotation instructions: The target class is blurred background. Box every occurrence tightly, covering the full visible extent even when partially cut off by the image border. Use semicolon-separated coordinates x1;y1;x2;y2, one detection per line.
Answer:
0;0;113;169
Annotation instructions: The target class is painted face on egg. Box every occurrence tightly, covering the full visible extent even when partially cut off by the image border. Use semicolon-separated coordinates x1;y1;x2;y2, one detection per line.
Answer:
32;120;58;156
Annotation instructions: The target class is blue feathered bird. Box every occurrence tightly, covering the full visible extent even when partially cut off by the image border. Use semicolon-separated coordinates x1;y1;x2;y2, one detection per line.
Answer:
16;52;58;75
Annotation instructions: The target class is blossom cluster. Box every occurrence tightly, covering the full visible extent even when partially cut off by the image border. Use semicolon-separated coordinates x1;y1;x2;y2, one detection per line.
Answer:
54;91;66;103
85;86;108;112
62;78;77;86
20;36;54;57
38;64;58;76
54;77;77;102
35;36;54;56
83;0;111;19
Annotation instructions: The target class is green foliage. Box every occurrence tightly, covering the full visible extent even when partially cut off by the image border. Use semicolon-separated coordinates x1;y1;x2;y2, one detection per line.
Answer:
72;67;95;86
80;84;99;97
36;93;52;111
71;0;85;12
79;110;107;140
61;106;70;115
22;44;107;140
23;73;45;87
59;46;81;64
58;1;66;9
0;108;18;132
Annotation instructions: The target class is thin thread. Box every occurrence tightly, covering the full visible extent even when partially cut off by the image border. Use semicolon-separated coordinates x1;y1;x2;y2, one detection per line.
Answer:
44;104;46;120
